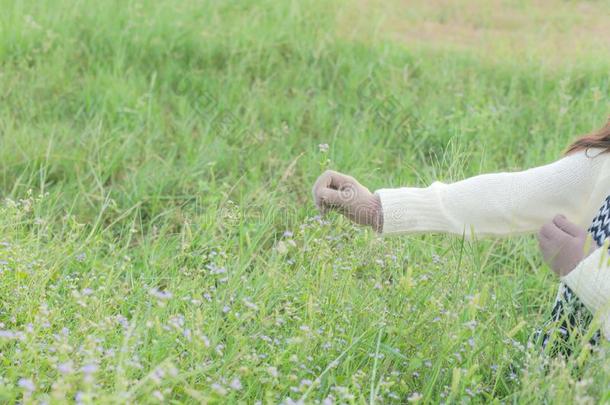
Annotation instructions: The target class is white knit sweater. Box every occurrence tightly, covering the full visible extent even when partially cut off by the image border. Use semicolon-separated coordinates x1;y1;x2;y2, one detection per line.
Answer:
375;148;610;337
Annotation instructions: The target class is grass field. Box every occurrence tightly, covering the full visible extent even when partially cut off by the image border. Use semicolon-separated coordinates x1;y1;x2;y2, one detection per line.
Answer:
1;0;610;403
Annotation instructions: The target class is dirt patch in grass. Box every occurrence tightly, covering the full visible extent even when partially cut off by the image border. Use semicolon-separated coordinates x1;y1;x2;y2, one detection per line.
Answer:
338;0;610;65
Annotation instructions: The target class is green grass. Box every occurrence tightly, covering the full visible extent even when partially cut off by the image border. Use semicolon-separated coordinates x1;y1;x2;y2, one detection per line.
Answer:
1;0;610;403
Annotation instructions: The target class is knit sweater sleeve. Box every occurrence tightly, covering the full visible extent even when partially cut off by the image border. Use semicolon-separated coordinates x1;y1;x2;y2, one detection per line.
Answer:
375;150;607;237
562;247;610;339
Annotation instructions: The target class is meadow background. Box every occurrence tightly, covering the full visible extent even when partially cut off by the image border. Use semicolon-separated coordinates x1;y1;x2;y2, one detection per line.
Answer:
1;0;609;403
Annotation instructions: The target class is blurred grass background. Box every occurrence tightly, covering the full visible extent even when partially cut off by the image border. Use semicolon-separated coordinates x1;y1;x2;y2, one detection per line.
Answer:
0;0;609;403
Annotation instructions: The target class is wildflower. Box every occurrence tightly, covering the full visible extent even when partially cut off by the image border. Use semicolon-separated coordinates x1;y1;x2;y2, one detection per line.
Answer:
168;314;185;329
388;392;400;400
407;392;423;402
0;330;24;340
463;320;477;331
149;288;172;300
318;143;329;153
323;396;335;405
211;383;227;396
282;397;304;405
116;315;129;329
18;378;35;392
81;364;98;375
151;368;166;384
201;335;210;347
243;299;259;311
207;264;227;275
229;377;242;390
57;361;74;374
215;344;224;356
268;366;279;378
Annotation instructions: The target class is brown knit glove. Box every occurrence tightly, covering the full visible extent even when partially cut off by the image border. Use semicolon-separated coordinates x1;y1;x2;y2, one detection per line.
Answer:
537;214;597;277
312;170;383;232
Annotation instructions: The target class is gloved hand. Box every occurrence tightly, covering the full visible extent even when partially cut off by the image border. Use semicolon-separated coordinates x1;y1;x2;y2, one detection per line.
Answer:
537;214;597;277
312;170;383;232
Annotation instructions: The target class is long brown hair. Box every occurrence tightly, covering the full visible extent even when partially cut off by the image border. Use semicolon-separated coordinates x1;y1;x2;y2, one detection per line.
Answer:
566;118;610;154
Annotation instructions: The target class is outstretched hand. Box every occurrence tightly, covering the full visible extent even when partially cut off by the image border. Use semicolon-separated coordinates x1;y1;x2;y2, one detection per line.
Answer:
537;214;596;277
312;170;383;232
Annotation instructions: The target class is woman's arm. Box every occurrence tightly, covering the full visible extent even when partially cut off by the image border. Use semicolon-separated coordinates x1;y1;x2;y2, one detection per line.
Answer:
538;214;610;340
562;247;610;339
377;149;607;236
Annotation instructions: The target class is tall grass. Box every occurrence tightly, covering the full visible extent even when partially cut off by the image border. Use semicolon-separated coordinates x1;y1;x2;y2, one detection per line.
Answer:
0;0;609;402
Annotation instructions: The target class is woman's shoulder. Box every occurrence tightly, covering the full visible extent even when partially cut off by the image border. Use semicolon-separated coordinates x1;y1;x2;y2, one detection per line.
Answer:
564;147;610;168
